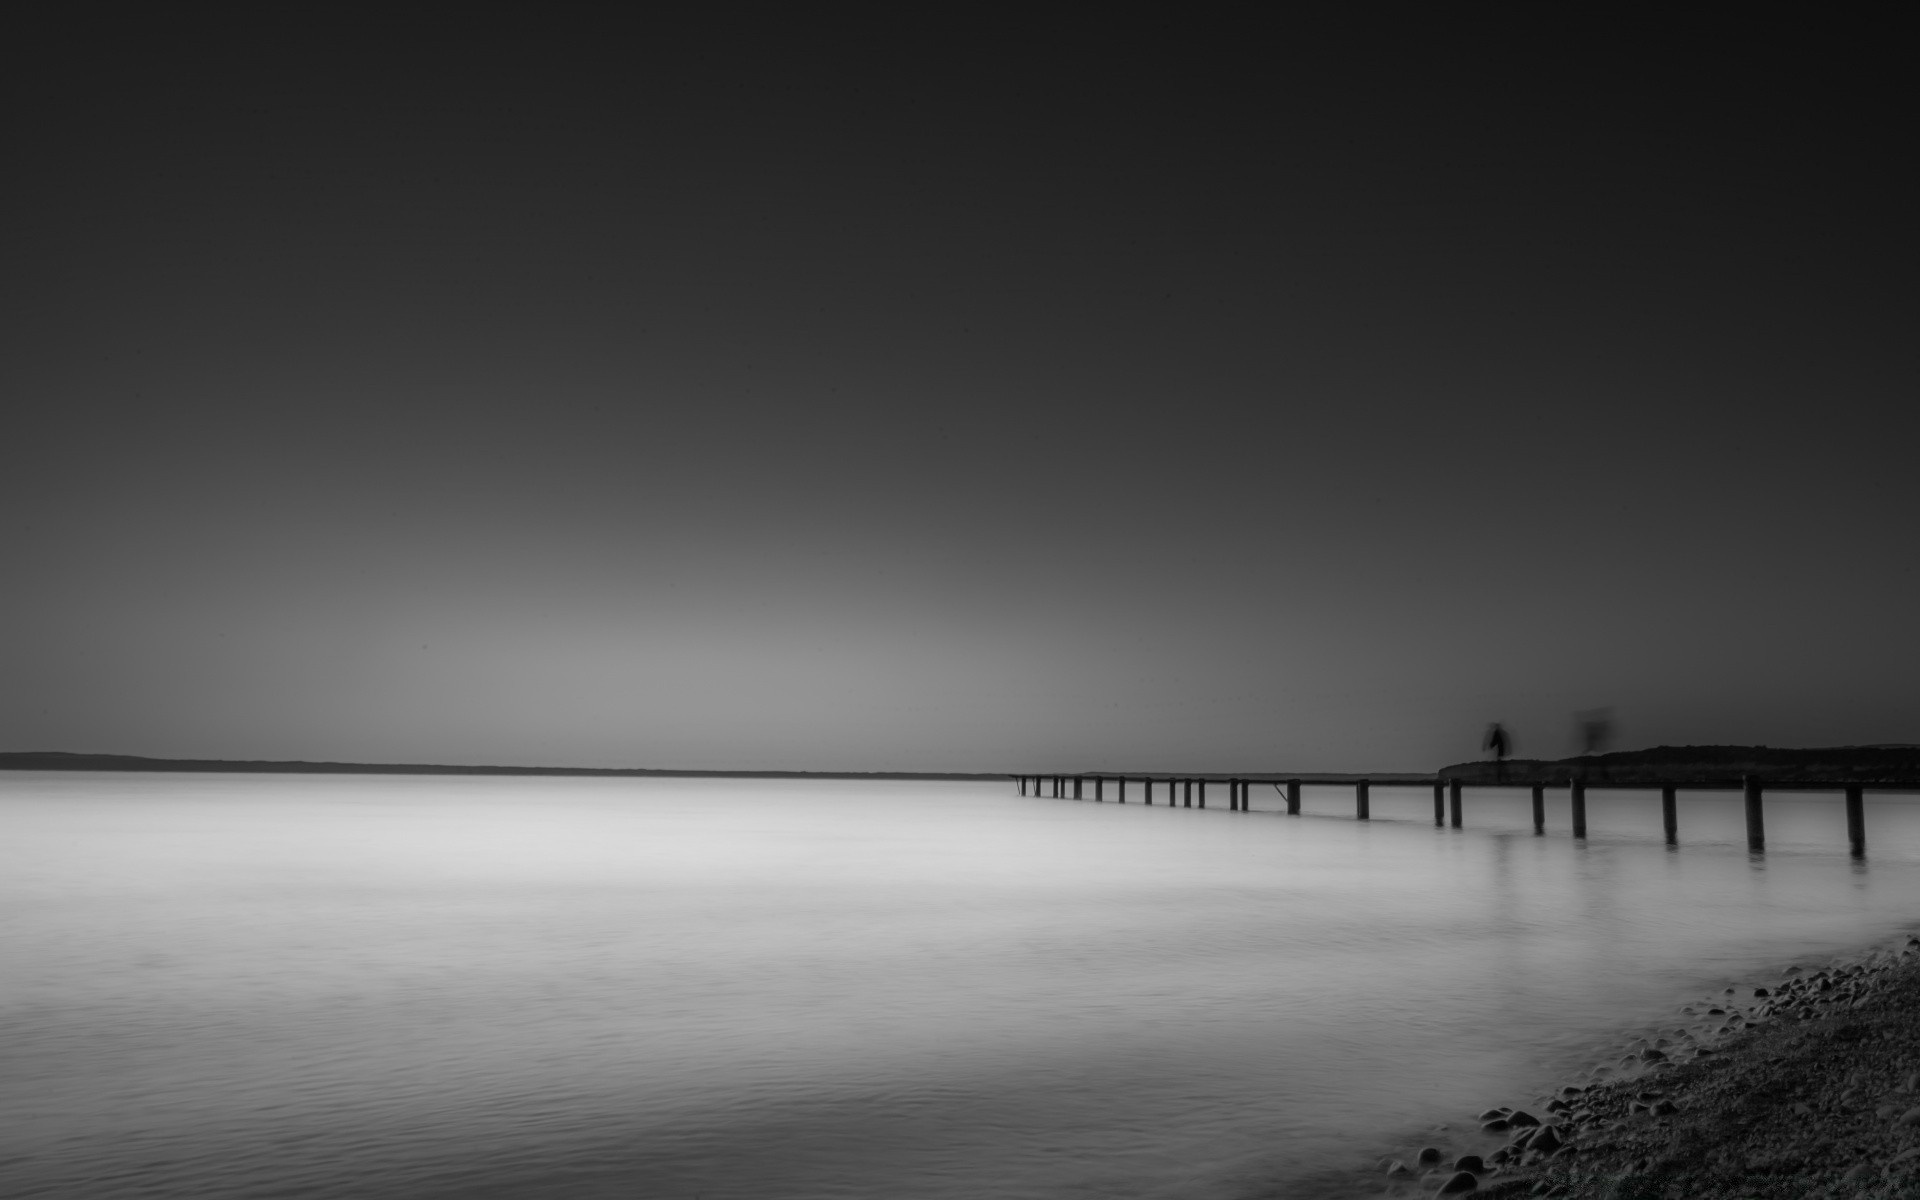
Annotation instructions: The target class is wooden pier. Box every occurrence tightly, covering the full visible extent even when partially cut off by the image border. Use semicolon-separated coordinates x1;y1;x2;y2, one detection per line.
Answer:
1013;761;1916;860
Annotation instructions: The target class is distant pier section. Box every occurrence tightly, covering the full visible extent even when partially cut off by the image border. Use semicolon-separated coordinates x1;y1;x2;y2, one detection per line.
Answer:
1016;746;1920;860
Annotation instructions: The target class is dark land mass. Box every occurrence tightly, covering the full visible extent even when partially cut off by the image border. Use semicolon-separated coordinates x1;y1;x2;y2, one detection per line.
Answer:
0;751;1002;782
1440;745;1920;788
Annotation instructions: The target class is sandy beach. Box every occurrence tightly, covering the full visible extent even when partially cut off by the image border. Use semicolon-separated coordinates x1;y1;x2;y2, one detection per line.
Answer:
1364;936;1920;1198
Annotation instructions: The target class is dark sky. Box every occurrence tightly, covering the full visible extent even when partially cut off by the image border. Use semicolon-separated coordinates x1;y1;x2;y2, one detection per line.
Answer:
5;12;1916;771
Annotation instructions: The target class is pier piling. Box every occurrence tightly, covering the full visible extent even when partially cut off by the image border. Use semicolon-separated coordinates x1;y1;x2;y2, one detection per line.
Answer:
1021;764;1890;863
1744;777;1765;852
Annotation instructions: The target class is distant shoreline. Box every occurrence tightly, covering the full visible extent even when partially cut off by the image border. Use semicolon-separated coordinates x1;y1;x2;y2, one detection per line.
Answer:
0;751;1003;782
6;744;1920;787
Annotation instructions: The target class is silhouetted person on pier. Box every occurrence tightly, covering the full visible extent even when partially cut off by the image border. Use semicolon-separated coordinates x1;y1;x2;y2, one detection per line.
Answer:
1483;722;1511;779
1575;708;1614;757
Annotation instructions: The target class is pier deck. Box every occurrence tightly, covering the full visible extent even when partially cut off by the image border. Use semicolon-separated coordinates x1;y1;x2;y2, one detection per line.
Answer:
1016;747;1920;859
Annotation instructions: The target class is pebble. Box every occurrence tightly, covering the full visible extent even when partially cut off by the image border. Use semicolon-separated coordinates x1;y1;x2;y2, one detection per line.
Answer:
1417;1146;1443;1165
1436;1169;1478;1193
1507;1109;1541;1127
1452;1154;1485;1173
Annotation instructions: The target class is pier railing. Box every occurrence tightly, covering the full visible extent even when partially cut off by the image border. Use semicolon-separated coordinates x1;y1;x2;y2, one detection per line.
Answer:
1011;772;1920;859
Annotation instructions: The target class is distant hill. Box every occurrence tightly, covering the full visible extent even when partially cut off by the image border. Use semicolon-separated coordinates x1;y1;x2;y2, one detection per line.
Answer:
1440;745;1920;787
0;751;1002;782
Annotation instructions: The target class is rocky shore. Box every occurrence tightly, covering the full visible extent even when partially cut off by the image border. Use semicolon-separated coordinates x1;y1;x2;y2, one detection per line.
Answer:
1367;935;1920;1199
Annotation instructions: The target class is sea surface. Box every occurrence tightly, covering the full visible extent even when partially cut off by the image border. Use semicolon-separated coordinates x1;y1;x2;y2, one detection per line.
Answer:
5;771;1920;1199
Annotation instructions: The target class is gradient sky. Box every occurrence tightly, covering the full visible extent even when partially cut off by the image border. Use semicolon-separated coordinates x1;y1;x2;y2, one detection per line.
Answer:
5;12;1916;771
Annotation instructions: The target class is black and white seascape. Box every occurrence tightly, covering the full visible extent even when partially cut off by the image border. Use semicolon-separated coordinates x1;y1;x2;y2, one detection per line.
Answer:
4;11;1916;1200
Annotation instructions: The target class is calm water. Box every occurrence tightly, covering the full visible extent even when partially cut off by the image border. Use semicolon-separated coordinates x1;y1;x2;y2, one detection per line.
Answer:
5;771;1920;1199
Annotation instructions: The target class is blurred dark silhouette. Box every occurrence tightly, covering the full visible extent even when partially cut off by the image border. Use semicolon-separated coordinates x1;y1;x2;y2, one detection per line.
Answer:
1483;722;1511;780
1574;708;1615;757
